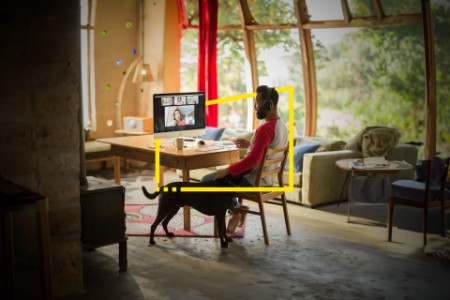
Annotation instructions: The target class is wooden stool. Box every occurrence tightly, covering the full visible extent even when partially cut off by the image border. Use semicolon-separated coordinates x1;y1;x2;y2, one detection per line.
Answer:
1;178;54;300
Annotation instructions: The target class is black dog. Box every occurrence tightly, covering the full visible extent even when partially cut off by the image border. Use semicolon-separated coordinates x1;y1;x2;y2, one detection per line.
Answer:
142;180;236;248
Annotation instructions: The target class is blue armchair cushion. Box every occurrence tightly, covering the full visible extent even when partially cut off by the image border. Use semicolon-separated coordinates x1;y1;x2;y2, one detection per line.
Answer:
391;180;443;202
200;127;226;141
285;144;321;172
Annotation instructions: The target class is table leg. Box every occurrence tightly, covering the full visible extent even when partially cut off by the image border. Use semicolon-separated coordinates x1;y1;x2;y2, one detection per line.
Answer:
36;198;54;300
3;211;16;300
182;170;191;231
119;240;127;272
159;166;165;186
114;156;121;184
347;170;357;223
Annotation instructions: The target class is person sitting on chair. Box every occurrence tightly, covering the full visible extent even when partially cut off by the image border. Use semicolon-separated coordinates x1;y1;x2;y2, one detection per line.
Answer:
202;85;288;232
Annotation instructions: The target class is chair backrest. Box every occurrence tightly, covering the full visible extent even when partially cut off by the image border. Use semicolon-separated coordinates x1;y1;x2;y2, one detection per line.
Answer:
416;156;447;186
440;157;450;198
253;145;289;188
420;156;450;203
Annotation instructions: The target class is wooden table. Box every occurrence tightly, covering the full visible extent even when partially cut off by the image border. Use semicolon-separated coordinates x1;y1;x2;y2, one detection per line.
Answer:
98;135;240;230
1;178;54;300
335;158;413;222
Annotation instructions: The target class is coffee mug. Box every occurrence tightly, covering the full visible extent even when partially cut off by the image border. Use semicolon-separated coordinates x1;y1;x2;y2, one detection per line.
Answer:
175;137;184;150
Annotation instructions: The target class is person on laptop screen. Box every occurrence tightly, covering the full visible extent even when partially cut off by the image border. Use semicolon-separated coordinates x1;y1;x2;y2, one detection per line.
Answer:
202;85;288;232
169;108;186;126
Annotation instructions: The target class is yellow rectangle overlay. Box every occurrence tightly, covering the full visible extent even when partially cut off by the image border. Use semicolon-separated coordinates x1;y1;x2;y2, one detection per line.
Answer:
153;86;295;193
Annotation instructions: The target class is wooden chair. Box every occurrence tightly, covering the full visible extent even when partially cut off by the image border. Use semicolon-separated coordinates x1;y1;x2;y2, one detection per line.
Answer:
236;145;291;245
388;156;450;246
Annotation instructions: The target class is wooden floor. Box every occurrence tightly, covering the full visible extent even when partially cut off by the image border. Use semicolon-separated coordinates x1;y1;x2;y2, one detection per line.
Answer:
58;165;450;300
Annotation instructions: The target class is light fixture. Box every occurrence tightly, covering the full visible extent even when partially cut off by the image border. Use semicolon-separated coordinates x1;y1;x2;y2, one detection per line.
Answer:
133;62;153;82
133;0;154;83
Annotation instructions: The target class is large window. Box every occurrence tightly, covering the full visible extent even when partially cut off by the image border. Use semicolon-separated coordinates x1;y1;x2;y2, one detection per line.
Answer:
180;0;302;131
80;0;97;131
178;0;449;157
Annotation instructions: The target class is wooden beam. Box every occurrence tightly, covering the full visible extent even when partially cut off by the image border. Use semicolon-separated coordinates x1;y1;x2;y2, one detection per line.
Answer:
295;0;317;136
188;23;298;31
302;13;421;29
371;0;385;21
341;0;352;23
187;15;421;31
237;0;259;129
421;0;436;160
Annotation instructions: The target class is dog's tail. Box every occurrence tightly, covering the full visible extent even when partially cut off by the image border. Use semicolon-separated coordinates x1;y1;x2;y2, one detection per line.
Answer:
142;186;161;200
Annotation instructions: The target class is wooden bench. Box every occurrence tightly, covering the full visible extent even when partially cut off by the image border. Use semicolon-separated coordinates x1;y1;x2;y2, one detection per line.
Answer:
84;130;114;168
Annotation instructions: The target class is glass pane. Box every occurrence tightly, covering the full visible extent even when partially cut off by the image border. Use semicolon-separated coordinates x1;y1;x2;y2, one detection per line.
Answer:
433;1;450;157
218;0;241;26
80;0;89;26
185;0;199;26
313;25;425;151
216;30;248;129
347;0;376;18
180;30;198;92
305;0;344;21
254;29;304;134
80;29;90;128
247;0;297;24
379;0;421;15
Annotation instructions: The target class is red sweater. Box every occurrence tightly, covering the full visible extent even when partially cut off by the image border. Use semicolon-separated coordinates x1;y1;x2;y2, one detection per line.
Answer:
228;117;280;176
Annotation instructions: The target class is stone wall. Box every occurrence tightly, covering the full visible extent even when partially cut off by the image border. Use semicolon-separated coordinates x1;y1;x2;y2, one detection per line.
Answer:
0;1;83;297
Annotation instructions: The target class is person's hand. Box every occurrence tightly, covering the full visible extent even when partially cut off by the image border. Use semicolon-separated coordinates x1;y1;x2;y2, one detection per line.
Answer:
214;168;230;180
234;138;250;149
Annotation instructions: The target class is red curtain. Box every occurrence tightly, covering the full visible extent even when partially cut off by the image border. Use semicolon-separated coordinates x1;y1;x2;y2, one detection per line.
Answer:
198;0;218;127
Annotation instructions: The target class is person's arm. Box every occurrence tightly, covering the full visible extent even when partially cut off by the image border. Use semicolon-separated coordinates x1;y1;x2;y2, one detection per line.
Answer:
215;125;274;180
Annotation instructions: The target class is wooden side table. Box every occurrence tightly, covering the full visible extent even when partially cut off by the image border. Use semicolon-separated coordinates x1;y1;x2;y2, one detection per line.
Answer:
80;177;127;272
1;178;54;300
335;159;413;222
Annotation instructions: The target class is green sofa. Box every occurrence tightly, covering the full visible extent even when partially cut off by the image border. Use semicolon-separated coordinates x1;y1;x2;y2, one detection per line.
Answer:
178;130;419;208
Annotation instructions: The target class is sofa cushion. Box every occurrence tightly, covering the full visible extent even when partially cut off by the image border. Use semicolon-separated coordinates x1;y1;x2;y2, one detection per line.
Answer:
275;171;302;187
85;141;112;160
346;126;400;157
201;126;226;141
317;140;346;152
285;144;321;172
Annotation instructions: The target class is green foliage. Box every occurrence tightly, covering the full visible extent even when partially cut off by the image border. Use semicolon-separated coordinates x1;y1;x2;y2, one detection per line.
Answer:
316;1;450;155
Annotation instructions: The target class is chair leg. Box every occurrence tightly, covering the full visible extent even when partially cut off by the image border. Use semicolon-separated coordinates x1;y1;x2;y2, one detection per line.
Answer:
441;199;446;237
281;194;291;235
423;206;428;246
388;198;394;242
214;217;218;238
258;201;269;245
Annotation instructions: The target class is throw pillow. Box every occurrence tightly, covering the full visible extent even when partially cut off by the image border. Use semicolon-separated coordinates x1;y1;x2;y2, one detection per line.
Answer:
201;127;226;141
346;126;401;157
285;144;321;172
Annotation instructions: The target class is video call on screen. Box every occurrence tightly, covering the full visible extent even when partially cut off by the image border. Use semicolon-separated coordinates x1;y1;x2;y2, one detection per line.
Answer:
160;95;199;127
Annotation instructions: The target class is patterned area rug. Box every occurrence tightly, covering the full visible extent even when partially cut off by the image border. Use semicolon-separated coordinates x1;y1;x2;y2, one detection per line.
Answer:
125;204;245;238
